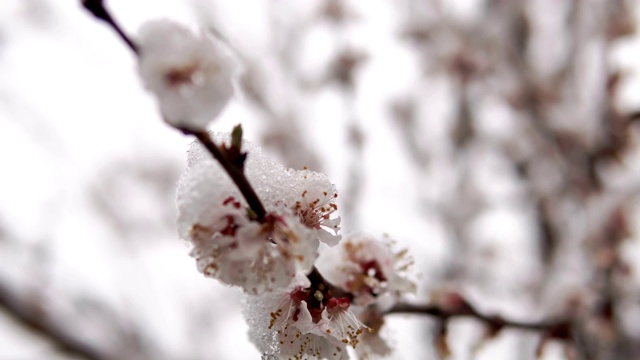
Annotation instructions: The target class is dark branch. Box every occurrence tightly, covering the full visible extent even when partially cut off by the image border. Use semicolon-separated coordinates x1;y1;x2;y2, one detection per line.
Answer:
185;129;268;222
82;0;138;54
81;1;267;222
0;281;107;360
387;302;571;337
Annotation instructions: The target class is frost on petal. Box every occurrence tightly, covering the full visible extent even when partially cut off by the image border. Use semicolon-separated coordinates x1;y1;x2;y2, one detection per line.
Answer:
245;283;348;360
284;169;342;246
178;132;293;242
178;133;326;293
189;132;300;211
244;274;373;360
178;133;340;242
187;204;317;294
137;19;237;130
274;301;345;360
177;132;292;235
316;233;416;307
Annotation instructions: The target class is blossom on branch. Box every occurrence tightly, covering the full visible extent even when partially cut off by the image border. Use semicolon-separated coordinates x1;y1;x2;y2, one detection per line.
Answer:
316;233;415;307
245;275;369;360
189;203;317;294
177;133;341;293
284;170;342;246
137;19;236;130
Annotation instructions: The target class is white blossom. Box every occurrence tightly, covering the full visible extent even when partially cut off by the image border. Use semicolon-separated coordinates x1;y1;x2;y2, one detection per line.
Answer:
245;276;369;360
189;204;317;294
177;133;341;293
137;19;236;130
284;169;342;246
316;233;415;307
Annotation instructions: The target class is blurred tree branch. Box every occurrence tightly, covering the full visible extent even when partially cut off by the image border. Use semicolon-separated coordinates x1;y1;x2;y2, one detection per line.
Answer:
0;280;107;360
388;300;570;335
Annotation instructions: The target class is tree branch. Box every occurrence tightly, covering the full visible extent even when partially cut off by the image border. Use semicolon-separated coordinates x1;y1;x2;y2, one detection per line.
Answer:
82;1;268;222
387;302;571;337
82;0;138;54
185;129;268;222
0;281;107;360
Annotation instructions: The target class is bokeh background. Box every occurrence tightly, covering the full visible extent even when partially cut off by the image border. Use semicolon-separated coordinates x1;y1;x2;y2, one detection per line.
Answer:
2;0;640;359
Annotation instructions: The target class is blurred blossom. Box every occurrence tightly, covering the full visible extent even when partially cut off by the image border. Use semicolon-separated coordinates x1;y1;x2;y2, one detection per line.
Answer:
137;19;237;130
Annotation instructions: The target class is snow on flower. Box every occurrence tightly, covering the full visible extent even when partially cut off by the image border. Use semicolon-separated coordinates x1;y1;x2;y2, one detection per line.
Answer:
189;201;317;294
137;19;237;130
316;233;415;307
177;133;341;293
283;169;342;246
245;273;369;360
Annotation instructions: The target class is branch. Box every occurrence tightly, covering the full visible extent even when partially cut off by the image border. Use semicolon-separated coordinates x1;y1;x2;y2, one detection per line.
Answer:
0;281;107;360
82;0;138;54
184;129;268;222
82;2;268;222
387;301;571;337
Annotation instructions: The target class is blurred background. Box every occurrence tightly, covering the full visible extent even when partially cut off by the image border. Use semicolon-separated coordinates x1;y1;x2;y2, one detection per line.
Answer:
2;0;640;359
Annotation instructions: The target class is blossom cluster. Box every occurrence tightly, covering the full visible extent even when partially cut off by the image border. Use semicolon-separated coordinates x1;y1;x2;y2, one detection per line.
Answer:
137;20;416;360
177;134;414;359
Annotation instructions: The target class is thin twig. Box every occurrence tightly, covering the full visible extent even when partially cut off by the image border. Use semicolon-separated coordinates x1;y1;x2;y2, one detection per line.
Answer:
81;1;268;222
185;129;268;222
82;0;139;54
387;302;571;336
0;281;107;360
